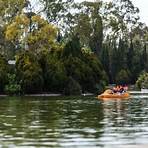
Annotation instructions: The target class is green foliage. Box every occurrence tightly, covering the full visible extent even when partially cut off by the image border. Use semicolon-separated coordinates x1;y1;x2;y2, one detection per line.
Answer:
39;0;73;28
109;41;118;82
63;34;82;58
62;34;108;94
16;51;44;93
0;0;147;94
75;13;92;47
102;33;147;84
0;0;27;23
89;13;103;56
109;38;128;82
117;38;128;70
4;73;21;95
0;26;15;59
115;69;131;85
83;53;108;92
0;55;9;93
100;44;110;75
131;51;143;82
5;13;57;52
64;77;82;95
141;44;148;71
39;51;67;93
136;72;148;89
64;56;90;92
63;53;108;93
127;39;134;79
95;79;107;93
106;0;139;38
74;1;103;56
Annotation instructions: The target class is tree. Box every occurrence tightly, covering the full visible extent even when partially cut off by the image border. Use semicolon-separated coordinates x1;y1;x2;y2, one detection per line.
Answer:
39;0;74;32
74;13;92;47
0;0;29;58
38;50;67;93
117;38;128;70
4;73;21;95
100;44;110;76
127;39;134;71
64;76;82;95
0;54;9;93
82;53;108;93
136;72;148;89
0;0;28;23
63;34;82;58
5;13;57;52
141;44;147;71
74;1;103;56
89;12;103;56
15;51;43;93
0;26;15;58
116;69;131;85
129;35;143;82
110;41;118;82
104;0;139;38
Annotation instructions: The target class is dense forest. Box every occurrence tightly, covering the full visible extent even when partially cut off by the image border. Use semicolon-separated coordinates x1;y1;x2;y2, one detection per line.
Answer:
0;0;148;95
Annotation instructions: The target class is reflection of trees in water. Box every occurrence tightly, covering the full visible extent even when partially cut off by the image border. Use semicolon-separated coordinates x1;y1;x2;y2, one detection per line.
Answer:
101;98;148;129
127;98;148;125
102;99;128;122
58;98;104;125
1;96;148;146
48;97;105;138
0;97;64;143
0;97;104;141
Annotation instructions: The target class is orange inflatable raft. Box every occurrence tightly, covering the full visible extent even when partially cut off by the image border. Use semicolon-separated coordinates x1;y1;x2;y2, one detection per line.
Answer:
98;89;130;99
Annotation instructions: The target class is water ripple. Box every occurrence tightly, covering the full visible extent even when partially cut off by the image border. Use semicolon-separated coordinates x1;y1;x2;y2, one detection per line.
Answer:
0;96;147;147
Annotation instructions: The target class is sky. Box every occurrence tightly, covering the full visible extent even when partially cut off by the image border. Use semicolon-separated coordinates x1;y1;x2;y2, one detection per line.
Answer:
131;0;148;25
75;0;148;25
89;0;148;25
31;0;148;25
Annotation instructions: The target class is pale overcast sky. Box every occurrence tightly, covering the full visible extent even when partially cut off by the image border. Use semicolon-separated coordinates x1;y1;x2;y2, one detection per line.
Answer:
75;0;148;25
84;0;148;25
131;0;148;25
31;0;148;25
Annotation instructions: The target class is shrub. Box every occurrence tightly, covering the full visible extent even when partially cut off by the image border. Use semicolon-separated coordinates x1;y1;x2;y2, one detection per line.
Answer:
136;72;148;89
0;55;9;93
4;74;21;95
82;53;108;93
64;77;82;95
16;51;43;93
62;34;82;58
62;34;108;94
63;52;108;94
38;51;67;93
115;69;131;85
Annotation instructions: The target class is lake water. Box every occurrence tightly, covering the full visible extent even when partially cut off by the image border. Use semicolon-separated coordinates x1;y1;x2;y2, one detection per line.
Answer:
0;95;148;147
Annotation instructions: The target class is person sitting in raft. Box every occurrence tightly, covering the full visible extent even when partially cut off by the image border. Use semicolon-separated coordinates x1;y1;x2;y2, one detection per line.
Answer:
117;85;123;93
113;86;118;93
112;85;120;93
112;85;128;94
123;85;128;92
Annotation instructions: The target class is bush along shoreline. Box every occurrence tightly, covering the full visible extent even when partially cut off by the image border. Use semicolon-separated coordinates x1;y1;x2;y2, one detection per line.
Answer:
0;37;108;96
0;0;147;96
0;34;146;96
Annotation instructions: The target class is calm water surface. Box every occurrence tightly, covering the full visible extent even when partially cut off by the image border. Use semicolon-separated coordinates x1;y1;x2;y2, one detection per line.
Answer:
0;95;148;147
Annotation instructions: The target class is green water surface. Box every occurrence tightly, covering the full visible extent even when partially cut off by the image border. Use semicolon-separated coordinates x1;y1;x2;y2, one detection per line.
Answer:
0;95;148;147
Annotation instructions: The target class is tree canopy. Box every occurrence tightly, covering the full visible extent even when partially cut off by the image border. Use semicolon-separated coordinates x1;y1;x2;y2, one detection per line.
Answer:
0;0;148;95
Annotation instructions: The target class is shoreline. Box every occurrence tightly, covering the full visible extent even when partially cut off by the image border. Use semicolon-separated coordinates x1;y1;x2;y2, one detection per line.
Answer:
0;93;95;97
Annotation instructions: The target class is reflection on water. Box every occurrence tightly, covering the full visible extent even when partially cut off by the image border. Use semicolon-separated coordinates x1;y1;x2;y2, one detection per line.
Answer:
0;96;148;147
